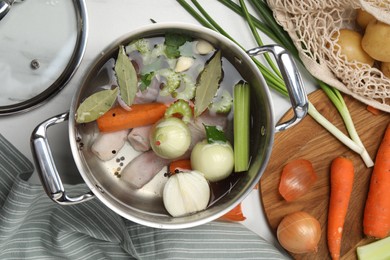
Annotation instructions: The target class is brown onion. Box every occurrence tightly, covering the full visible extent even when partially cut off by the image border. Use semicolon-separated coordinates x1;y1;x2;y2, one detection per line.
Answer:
277;211;321;254
278;159;317;201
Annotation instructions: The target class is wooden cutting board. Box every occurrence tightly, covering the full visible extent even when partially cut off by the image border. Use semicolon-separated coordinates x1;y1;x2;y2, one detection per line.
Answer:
260;90;390;260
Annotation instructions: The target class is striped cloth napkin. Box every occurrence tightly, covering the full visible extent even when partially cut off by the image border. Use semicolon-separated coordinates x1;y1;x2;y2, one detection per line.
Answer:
0;134;288;260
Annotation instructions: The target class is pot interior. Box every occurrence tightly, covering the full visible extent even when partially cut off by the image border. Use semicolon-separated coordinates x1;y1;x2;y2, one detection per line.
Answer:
69;23;275;228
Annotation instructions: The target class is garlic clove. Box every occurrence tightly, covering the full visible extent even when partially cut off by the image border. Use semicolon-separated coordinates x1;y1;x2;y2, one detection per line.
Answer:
163;170;210;217
195;40;215;55
174;56;194;72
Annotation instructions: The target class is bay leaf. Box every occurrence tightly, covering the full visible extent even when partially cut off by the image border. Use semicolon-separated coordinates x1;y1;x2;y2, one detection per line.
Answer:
115;45;138;106
194;50;222;117
76;87;118;123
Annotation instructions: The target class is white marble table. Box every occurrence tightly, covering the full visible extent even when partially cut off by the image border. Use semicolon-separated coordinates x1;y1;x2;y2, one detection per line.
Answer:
0;0;317;250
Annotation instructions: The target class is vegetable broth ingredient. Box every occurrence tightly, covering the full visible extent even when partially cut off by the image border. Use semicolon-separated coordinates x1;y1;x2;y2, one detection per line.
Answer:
150;117;191;159
127;125;152;152
233;81;250;172
278;159;317;202
327;157;354;260
277;211;321;254
208;89;233;114
96;103;167;132
204;125;227;144
158;68;182;96
164;99;193;123
332;29;374;66
115;45;138;106
121;150;170;189
219;203;246;222
164;33;192;59
175;74;196;100
362;21;390;62
363;123;390;239
163;170;210;217
169;159;192;174
91;129;129;161
190;139;234;182
76;88;119;123
194;50;223;117
175;56;194;72
195;40;215;55
357;236;390;260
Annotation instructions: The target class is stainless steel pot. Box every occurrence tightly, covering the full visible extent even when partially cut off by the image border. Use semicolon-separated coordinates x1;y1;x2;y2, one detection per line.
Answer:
31;23;308;229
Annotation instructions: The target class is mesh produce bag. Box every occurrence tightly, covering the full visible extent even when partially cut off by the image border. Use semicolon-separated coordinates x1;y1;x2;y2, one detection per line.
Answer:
268;0;390;112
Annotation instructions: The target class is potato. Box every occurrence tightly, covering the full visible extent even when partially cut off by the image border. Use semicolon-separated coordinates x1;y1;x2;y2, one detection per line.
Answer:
381;62;390;78
362;21;390;62
332;29;374;66
356;9;376;30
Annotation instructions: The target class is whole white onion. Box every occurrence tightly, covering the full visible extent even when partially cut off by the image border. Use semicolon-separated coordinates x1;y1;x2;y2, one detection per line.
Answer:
150;117;191;159
163;171;210;217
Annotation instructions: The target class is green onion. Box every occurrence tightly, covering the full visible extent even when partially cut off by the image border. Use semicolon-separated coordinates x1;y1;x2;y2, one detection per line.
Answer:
233;81;250;172
177;0;374;167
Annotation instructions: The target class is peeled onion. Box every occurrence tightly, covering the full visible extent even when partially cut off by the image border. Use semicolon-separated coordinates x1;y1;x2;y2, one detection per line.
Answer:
163;170;210;217
278;159;317;201
277;211;321;254
190;140;234;182
150;117;191;159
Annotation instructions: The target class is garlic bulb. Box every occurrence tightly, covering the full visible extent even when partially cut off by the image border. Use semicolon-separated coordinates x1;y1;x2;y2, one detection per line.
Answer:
163;171;210;217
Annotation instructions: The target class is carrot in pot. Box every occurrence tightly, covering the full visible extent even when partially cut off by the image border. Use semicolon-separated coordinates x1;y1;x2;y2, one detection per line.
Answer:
97;103;168;132
363;123;390;239
327;156;354;260
169;159;192;174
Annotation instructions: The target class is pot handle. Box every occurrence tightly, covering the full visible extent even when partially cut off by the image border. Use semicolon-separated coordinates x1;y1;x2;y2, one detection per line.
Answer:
247;45;308;132
30;112;94;205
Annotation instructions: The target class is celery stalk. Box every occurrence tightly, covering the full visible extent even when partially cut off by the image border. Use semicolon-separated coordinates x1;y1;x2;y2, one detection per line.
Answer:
357;237;390;260
233;82;250;172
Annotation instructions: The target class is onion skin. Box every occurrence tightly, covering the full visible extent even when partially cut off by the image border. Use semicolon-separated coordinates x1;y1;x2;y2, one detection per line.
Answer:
277;211;321;254
278;159;317;201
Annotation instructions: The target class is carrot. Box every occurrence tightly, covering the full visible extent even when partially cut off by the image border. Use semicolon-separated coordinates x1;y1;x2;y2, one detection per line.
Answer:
366;105;382;116
363;123;390;239
327;156;354;260
169;159;192;174
219;203;246;222
97;103;167;132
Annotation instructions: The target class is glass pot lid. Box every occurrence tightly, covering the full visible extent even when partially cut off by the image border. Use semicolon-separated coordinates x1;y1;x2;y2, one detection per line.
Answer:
0;0;88;115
